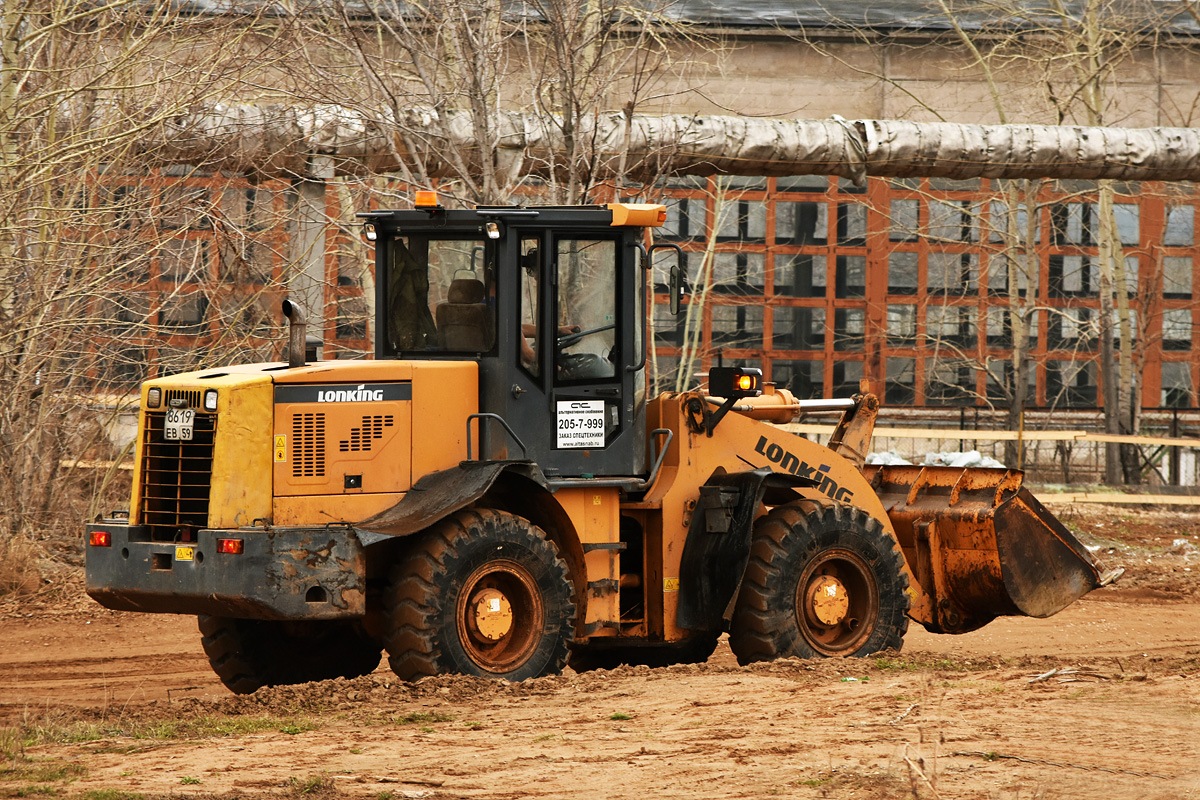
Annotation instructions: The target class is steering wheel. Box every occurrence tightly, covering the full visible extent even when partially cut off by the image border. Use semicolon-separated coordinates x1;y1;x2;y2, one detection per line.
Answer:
557;323;615;349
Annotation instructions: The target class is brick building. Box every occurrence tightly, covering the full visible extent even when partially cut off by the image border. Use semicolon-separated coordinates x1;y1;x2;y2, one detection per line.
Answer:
104;0;1200;415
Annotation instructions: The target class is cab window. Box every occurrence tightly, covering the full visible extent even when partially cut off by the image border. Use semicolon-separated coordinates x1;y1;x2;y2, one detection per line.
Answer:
519;237;541;378
555;238;617;383
385;235;493;354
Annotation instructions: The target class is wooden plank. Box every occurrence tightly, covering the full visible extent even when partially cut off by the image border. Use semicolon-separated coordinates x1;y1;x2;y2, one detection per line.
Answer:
1075;433;1200;447
1039;493;1200;506
60;459;135;471
873;427;1090;442
782;423;1200;448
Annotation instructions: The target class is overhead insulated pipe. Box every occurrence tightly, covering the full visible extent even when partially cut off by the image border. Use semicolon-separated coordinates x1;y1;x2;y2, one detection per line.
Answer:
282;298;307;368
148;103;1200;184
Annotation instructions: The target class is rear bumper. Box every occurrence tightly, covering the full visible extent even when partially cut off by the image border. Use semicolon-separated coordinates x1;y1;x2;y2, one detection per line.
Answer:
85;522;366;620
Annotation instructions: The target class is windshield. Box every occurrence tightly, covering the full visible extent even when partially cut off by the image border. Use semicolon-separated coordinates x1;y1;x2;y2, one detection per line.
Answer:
385;235;494;354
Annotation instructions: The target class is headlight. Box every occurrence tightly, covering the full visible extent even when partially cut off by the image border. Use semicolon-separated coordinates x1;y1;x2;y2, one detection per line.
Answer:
203;389;218;412
146;387;162;408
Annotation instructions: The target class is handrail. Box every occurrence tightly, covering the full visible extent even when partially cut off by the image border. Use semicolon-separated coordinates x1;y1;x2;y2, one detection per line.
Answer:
466;413;528;461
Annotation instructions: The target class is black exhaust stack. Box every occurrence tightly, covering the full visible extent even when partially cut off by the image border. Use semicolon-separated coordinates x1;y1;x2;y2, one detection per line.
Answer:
282;298;307;368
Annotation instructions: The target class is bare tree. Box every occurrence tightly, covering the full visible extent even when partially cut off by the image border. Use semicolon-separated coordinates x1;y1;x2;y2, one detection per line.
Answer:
0;1;295;554
936;0;1182;479
276;0;712;207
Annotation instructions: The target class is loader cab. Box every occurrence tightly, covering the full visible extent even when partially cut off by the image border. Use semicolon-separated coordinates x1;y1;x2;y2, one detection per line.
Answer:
364;203;662;481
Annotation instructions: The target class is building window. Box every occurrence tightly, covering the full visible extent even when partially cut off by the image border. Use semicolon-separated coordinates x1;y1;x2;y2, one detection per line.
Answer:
986;361;1036;407
889;199;919;242
885;357;916;404
653;303;683;346
928;252;978;295
1165;205;1194;246
777;201;828;244
1163;256;1193;298
1049;307;1097;349
98;346;149;388
159;184;213;230
773;359;824;398
1047;359;1098;407
161;238;208;284
643;175;1200;412
928;199;976;242
926;358;977;405
986;307;1038;348
1162;361;1193;407
926;304;977;348
775;254;827;297
717;198;766;242
1050;203;1094;245
653;355;680;394
1163;308;1192;351
988;201;1038;244
712;252;765;295
335;295;368;340
711;303;763;348
887;304;917;344
835;256;865;298
837;203;867;245
1049;255;1098;297
773;306;824;350
833;308;865;351
662;196;708;240
888;252;918;295
159;292;208;334
832;360;863;397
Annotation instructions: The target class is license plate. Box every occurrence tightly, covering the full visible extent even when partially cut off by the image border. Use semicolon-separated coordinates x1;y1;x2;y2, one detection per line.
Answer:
164;408;195;441
175;546;195;562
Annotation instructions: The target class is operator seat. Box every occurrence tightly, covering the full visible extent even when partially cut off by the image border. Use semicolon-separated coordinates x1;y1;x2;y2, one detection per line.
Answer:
435;277;494;351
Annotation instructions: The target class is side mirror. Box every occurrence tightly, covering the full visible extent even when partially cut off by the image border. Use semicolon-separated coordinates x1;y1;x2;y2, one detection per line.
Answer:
669;265;683;315
649;243;687;315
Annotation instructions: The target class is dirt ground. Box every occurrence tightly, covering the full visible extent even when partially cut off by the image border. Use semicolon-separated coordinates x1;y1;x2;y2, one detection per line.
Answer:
2;503;1199;800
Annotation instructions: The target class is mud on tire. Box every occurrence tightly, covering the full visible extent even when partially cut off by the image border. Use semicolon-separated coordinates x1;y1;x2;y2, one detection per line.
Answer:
729;500;910;665
383;508;576;682
198;616;382;694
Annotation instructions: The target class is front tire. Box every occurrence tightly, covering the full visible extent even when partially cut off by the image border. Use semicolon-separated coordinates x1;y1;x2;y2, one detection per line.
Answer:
729;500;909;665
198;616;382;694
383;508;576;681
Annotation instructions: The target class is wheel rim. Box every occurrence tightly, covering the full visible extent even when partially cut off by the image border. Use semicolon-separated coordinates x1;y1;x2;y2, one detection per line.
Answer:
794;547;879;656
455;559;544;673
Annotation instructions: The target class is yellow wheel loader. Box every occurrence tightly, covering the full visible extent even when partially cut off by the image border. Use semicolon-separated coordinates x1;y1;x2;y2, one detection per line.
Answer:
85;199;1119;692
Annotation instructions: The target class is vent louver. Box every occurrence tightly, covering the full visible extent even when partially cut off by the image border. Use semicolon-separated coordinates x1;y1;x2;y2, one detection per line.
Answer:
340;415;394;452
292;413;326;477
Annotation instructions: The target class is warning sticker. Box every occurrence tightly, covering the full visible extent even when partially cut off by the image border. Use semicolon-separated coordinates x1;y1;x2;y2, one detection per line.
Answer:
556;400;605;449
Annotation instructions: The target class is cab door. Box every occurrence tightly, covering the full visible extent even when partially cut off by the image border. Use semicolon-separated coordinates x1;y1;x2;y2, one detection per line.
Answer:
492;227;647;480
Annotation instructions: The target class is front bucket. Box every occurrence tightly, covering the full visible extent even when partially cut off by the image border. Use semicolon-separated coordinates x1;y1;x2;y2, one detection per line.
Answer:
865;466;1116;634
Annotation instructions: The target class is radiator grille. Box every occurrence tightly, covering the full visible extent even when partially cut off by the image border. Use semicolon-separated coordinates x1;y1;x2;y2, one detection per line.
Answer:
164;389;204;409
140;411;216;540
340;415;394;452
292;413;326;477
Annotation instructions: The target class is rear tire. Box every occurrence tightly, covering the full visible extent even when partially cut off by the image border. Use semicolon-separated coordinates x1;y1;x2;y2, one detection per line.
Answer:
383;508;575;681
729;500;909;665
198;616;382;694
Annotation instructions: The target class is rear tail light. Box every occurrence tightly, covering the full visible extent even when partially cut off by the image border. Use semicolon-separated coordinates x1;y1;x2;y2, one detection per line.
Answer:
89;530;112;547
216;538;244;555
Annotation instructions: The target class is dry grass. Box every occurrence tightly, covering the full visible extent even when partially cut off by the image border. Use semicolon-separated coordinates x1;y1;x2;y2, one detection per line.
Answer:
0;534;42;600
